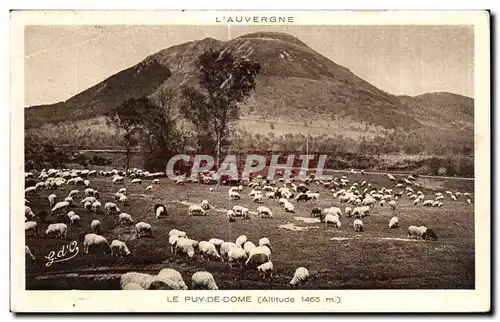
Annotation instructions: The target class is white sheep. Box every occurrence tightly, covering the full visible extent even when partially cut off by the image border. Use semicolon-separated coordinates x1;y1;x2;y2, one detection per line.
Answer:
25;221;38;237
110;240;131;257
169;229;187;238
145;185;153;191
92;200;102;213
48;194;57;207
345;206;352;218
169;235;179;254
232;205;250;219
389;200;397;210
152;179;160;184
118;187;127;195
122;283;144;290
284;202;295;213
290;267;310;287
156;268;188;290
257;261;274;279
229;190;241;200
45;223;68;239
118;213;134;225
220;242;240;262
248;245;272;260
51;201;70;213
235;235;248;247
118;194;128;206
91;219;102;233
243;241;256;256
83;201;92;211
198;241;221;261
189;204;206;216
104;202;120;215
191;271;218;290
253;194;263;203
131;178;142;184
136;222;152;238
257;206;273;218
83;234;111;255
81;196;97;205
84;179;90;186
25;206;35;221
69;213;80;225
84;188;94;196
324;214;341;228
120;272;155;290
201;200;211;210
258;237;272;251
155;204;167;219
423;200;433;207
208;238;224;248
175;238;195;259
352;206;370;218
227;210;235;221
389;216;399;229
353;219;364;232
228;246;248;268
407;225;421;239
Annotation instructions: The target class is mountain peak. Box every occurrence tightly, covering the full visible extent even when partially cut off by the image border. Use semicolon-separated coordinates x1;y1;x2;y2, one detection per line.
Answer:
234;32;309;48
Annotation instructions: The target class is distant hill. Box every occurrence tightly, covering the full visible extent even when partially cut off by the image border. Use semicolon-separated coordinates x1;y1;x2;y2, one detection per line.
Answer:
25;31;473;152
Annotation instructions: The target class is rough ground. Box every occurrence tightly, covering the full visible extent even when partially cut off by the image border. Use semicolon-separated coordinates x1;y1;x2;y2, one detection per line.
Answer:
24;171;475;290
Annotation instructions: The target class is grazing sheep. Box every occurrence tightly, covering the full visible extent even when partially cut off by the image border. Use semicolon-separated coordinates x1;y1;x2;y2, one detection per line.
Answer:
421;228;438;241
284;202;295;213
104;202;120;215
418;226;428;236
243;241;256;256
157;268;188;290
152;179;160;184
423;200;433;207
120;272;155;290
154;204;167;219
118;194;128;206
191;271;218;290
198;241;221;261
323;214;341;228
257;206;273;218
169;235;179;254
81;196;97;205
235;235;248;247
467;199;472;204
145;185;153;191
245;252;270;268
258;237;272;251
253;194;263;203
117;213;133;225
84;188;94;196
48;194;57;207
131;178;142;184
232;205;250;219
389;216;399;229
25;245;35;261
169;229;187;238
345;207;352;218
311;207;322;218
323;207;342;218
229;190;241;200
135;222;153;238
201;200;211;210
45;223;68;239
352;206;370;218
257;261;274;279
64;196;73;205
175;238;196;259
91;220;102;233
51;201;70;213
91;201;102;213
407;225;421;239
290;267;310;287
25;206;35;221
389;200;396;210
353;219;364;232
68;213;80;225
228;247;247;268
110;240;131;257
220;242;240;262
25;221;38;237
189;204;206;216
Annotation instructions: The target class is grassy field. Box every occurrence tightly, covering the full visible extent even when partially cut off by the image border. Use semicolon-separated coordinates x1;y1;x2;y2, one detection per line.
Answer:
24;171;475;290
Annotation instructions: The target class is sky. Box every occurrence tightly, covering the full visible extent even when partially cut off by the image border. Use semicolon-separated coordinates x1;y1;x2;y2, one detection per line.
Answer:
24;25;474;106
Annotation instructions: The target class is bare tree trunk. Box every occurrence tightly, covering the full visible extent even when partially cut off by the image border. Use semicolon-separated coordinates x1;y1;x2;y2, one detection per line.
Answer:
125;145;131;175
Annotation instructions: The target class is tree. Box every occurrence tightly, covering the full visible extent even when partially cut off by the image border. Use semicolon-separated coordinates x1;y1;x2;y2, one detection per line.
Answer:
105;98;145;172
180;48;261;170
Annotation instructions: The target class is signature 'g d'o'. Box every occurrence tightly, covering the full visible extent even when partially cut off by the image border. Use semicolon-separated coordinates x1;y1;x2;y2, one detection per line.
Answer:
45;241;79;267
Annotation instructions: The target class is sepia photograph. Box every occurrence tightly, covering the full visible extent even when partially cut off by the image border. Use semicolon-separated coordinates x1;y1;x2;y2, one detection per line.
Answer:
11;10;490;312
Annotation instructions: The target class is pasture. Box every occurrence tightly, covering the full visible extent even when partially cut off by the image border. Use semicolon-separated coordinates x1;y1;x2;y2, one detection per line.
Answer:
24;171;475;290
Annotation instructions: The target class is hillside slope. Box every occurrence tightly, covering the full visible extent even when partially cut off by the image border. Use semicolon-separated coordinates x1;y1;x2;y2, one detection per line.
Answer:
25;32;473;149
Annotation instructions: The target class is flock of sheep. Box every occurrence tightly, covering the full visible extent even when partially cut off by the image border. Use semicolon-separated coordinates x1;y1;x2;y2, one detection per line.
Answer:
24;166;472;290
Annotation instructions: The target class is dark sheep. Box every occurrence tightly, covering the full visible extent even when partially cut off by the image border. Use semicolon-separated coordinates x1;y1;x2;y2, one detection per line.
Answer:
56;213;71;226
245;253;269;269
296;193;311;202
422;228;438;241
311;207;322;218
37;210;48;223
